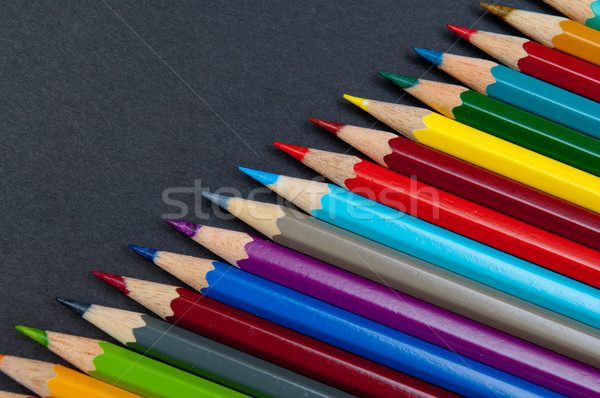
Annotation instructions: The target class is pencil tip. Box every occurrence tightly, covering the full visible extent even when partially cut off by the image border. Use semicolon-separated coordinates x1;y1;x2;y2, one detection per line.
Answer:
309;118;346;135
128;245;158;261
273;142;309;161
378;72;418;89
413;47;444;66
91;272;130;294
164;219;200;237
238;167;279;186
343;94;370;112
201;192;232;210
480;2;513;18
56;297;91;316
15;326;48;347
447;24;476;40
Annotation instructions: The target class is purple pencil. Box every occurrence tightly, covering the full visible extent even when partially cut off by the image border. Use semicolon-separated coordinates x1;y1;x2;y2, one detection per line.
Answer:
158;219;600;397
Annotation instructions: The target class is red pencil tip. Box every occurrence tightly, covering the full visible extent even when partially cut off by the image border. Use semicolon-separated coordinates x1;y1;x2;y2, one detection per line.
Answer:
447;25;477;40
273;142;309;161
309;118;346;136
92;271;130;294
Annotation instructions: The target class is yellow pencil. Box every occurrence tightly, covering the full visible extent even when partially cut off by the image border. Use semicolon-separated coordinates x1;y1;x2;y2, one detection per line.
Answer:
344;95;600;214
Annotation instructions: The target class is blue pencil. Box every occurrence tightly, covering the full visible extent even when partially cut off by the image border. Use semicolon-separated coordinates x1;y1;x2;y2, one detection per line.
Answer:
132;246;563;398
414;47;600;140
238;167;600;330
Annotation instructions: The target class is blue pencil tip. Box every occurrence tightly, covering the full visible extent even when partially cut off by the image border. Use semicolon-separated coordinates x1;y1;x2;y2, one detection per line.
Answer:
56;297;91;316
238;167;279;186
201;192;232;210
413;47;444;66
128;245;158;261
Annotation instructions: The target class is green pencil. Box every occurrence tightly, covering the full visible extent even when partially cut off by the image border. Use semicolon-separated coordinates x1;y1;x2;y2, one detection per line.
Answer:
380;72;600;177
15;326;247;398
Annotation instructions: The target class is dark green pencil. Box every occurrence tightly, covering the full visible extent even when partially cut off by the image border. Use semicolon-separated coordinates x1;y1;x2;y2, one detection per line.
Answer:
380;72;600;177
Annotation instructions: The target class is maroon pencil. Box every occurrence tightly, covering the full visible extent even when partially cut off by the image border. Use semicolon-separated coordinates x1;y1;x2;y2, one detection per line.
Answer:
93;271;453;398
310;118;600;251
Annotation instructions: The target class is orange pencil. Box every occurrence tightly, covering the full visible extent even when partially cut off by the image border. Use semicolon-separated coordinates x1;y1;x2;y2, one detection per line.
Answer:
481;2;600;66
0;355;140;398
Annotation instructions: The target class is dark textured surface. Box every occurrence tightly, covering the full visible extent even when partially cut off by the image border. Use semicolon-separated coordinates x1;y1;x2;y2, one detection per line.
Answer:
0;0;558;393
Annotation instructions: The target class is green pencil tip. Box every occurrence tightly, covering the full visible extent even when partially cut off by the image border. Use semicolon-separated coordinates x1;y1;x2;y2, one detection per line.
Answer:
378;72;418;89
15;325;48;347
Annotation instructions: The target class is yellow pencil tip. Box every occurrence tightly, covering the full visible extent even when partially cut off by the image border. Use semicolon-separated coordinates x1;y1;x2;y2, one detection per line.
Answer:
343;94;370;112
480;2;514;18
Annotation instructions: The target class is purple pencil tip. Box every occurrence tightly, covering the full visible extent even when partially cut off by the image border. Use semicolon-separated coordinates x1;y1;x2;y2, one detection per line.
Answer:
164;219;200;237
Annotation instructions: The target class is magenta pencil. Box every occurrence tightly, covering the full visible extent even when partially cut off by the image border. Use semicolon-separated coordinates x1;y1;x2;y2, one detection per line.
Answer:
154;220;600;397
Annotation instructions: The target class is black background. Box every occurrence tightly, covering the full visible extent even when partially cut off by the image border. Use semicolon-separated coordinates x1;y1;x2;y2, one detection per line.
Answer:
1;1;556;394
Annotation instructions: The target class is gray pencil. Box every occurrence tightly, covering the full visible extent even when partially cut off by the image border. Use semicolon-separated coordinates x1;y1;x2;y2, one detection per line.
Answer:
58;299;356;398
203;192;600;368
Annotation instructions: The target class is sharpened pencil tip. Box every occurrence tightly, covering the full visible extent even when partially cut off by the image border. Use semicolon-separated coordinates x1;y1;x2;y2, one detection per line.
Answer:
238;167;280;186
343;94;370;112
201;192;232;210
274;142;309;161
164;219;200;237
15;326;48;347
56;297;91;316
128;245;158;261
91;272;130;294
379;72;418;89
309;118;346;135
413;47;444;66
480;2;513;18
447;25;477;40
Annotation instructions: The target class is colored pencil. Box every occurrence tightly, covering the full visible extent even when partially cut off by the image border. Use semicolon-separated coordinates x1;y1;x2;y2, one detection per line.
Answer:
92;274;454;398
0;392;36;398
544;0;600;31
275;142;600;287
447;25;600;103
16;327;245;398
127;250;564;398
310;118;600;251
202;193;600;368
56;301;349;398
481;2;600;67
240;167;600;330
344;95;600;214
158;224;600;397
380;72;600;177
0;355;140;398
414;48;600;140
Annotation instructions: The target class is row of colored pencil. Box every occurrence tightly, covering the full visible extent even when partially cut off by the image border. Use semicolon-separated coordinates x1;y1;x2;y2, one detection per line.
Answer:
3;1;600;397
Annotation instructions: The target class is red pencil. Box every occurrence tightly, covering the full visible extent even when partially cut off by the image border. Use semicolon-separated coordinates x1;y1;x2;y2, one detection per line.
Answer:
93;272;454;398
310;118;600;252
275;141;600;288
448;25;600;103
